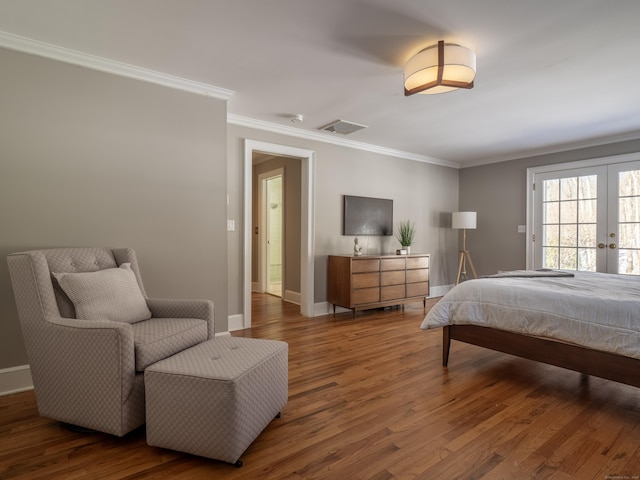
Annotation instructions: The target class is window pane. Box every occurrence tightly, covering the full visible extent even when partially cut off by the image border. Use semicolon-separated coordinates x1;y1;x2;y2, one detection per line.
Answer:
619;249;640;275
560;177;578;200
544;202;559;224
544;179;560;202
619;170;640;197
544;224;559;246
619;223;640;248
560;201;577;224
544;247;559;269
578;224;596;248
578;199;597;223
577;248;596;271
559;248;577;270
619;197;640;223
578;175;597;200
560;224;577;247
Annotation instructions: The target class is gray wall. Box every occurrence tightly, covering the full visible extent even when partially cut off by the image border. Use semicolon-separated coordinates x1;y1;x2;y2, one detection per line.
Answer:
459;139;640;276
0;47;228;369
252;156;302;294
228;124;460;315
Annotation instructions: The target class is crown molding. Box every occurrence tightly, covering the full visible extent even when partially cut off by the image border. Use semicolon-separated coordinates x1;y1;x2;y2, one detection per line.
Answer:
460;131;640;168
227;114;459;169
0;30;234;100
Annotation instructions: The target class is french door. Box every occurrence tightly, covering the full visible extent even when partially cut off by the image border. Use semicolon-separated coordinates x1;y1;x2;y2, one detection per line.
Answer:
530;159;640;274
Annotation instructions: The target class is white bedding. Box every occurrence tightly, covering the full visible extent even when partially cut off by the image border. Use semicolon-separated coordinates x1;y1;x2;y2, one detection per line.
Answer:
421;271;640;360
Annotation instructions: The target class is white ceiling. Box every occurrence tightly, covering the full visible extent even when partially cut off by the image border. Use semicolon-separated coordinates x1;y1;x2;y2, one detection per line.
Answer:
1;0;640;168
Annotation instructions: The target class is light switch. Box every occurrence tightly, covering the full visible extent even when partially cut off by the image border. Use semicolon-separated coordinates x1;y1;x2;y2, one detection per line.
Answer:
517;225;526;233
227;220;235;231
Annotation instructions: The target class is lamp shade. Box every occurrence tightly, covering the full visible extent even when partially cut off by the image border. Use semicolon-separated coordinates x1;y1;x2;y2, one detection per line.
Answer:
404;41;476;95
452;211;477;230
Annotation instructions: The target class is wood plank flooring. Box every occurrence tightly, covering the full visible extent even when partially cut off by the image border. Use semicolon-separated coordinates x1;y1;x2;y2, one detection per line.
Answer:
1;293;640;479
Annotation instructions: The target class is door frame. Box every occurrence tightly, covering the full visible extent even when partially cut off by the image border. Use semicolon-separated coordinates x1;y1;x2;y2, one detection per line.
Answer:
526;152;640;269
244;139;315;329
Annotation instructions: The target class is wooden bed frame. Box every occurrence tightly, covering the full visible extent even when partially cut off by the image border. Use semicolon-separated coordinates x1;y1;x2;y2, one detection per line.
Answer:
443;325;640;389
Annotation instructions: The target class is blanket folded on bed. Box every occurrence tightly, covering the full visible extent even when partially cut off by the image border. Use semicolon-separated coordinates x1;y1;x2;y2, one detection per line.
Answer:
481;269;574;278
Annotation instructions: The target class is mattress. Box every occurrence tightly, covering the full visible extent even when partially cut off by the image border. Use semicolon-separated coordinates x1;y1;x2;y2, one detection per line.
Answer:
421;271;640;360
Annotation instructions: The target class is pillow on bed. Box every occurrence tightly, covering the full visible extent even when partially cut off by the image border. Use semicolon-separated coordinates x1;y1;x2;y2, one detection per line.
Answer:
53;263;151;323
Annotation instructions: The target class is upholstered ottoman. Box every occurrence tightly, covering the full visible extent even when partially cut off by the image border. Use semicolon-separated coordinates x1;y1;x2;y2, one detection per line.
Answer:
144;337;288;466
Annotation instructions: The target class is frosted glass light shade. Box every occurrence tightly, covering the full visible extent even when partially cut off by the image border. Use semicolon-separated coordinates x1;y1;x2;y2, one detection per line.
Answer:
404;41;476;95
452;211;477;230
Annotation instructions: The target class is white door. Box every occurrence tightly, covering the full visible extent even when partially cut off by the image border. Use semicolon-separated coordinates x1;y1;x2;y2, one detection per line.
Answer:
532;161;640;274
258;167;285;297
608;161;640;274
265;174;283;296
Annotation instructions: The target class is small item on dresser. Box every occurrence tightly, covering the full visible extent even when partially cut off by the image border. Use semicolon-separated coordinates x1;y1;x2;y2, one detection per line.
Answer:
396;249;407;255
354;237;363;256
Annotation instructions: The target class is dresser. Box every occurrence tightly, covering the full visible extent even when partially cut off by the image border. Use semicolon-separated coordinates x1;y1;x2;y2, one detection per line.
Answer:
327;254;430;317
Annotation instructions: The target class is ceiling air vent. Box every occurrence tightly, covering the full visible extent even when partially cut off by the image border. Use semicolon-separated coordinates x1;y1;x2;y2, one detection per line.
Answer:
320;119;368;135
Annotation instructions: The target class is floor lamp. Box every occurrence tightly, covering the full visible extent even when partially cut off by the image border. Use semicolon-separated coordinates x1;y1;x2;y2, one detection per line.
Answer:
452;211;478;285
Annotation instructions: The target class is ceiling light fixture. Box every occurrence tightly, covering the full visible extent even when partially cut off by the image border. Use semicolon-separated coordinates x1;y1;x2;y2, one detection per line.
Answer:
404;40;476;96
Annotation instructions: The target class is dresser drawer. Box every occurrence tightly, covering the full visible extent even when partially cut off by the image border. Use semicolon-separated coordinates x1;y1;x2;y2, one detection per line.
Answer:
406;269;429;283
352;259;380;273
380;258;405;271
352;272;379;289
381;270;405;286
406;281;429;297
381;285;405;301
407;256;429;269
353;287;379;305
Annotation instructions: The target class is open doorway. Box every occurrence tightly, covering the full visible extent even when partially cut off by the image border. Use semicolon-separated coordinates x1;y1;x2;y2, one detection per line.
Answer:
253;159;297;302
243;140;315;330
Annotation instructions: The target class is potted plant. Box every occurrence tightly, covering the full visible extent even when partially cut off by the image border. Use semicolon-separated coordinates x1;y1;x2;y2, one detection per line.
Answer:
395;220;416;254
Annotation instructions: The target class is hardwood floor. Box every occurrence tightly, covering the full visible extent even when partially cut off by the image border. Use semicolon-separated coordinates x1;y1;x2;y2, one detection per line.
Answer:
1;293;640;479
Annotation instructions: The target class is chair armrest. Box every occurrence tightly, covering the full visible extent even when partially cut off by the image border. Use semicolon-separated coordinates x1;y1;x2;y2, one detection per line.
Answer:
146;298;215;339
32;316;137;412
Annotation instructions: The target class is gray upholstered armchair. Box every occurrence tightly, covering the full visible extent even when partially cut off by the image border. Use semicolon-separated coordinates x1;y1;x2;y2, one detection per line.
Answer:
6;247;214;436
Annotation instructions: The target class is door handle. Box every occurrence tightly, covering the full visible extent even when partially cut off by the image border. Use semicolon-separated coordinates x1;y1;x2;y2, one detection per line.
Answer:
598;243;606;249
609;243;617;249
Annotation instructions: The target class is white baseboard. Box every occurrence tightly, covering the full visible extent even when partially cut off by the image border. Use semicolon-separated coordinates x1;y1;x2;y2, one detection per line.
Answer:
314;301;350;316
283;290;301;305
230;285;452;331
228;313;245;332
429;284;452;298
0;364;33;397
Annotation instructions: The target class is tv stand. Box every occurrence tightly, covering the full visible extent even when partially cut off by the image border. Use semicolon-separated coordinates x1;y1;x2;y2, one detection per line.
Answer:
327;254;429;318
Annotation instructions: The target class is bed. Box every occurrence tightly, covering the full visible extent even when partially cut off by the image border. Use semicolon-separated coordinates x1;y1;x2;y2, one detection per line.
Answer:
421;270;640;388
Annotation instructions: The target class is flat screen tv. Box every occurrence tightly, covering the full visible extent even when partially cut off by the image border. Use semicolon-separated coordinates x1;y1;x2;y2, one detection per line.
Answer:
343;195;393;236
